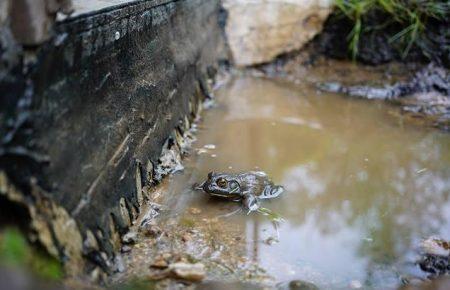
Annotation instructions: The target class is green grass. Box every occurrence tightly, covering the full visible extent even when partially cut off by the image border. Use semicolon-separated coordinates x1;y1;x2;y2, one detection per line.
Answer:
0;228;63;280
334;0;448;59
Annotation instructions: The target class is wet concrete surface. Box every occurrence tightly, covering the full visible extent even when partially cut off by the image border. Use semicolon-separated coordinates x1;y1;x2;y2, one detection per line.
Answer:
111;65;450;289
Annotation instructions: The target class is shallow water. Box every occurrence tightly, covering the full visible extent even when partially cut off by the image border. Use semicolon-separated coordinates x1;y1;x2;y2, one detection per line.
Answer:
156;74;450;289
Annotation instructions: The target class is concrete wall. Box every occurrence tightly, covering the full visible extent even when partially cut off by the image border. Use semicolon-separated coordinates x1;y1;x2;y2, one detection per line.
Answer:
0;0;226;277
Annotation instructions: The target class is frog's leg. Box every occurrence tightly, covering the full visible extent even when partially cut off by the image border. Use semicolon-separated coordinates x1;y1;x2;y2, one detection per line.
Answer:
243;193;260;214
260;185;284;199
193;181;205;190
217;207;242;218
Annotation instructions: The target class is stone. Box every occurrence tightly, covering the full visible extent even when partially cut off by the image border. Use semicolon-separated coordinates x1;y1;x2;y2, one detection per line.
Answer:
121;245;132;253
289;280;319;290
169;262;206;282
10;0;51;45
122;231;138;244
135;161;143;206
141;222;162;238
83;229;99;251
9;0;73;45
222;0;332;66
188;207;202;215
119;198;132;227
151;257;169;269
113;254;126;273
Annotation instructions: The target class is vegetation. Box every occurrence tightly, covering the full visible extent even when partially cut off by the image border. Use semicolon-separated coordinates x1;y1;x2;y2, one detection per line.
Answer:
334;0;449;59
0;228;63;280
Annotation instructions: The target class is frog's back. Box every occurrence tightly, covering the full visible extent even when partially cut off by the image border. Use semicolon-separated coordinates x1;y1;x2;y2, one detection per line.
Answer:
238;171;284;199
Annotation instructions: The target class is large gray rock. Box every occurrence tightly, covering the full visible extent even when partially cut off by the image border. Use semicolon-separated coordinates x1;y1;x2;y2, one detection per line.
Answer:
223;0;333;66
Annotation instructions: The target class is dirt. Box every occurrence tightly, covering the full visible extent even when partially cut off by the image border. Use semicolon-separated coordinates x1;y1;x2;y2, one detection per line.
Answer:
110;182;272;289
315;10;449;67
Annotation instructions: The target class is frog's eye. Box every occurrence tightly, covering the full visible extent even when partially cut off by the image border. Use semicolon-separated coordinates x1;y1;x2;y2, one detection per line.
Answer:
216;178;228;188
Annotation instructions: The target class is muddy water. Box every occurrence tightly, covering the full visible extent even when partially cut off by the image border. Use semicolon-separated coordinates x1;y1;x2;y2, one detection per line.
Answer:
124;73;450;289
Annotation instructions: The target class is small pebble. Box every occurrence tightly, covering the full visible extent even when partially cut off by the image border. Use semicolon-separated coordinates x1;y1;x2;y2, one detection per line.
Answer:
196;148;208;155
264;236;279;245
151;258;169;269
182;233;192;242
189;207;202;215
289;280;319;290
349;280;362;289
141;223;162;237
203;144;216;150
122;231;138;244
121;245;132;253
170;262;206;282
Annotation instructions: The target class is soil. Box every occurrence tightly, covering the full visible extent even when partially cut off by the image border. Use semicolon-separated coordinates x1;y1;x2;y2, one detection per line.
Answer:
315;10;449;67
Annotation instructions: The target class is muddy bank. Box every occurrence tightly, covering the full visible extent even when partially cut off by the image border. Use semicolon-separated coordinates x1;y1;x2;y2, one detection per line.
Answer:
272;54;450;131
317;63;450;131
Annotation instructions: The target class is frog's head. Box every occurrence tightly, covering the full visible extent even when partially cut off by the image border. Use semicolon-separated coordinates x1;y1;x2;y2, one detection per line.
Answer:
202;172;241;199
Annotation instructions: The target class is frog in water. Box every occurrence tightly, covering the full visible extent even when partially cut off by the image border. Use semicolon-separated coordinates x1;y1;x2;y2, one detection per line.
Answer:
196;171;284;213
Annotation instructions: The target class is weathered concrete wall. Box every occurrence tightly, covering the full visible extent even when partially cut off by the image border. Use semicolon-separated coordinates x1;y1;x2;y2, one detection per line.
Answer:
0;0;226;277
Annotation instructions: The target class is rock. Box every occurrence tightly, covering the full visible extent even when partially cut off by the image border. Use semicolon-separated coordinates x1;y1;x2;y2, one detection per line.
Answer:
349;280;363;289
151;257;169;269
141;222;162;238
417;237;450;277
188;207;202;215
113;255;126;273
121;245;132;253
83;229;99;251
9;0;73;46
122;231;138;244
398;276;450;290
181;232;192;242
264;236;279;245
203;144;216;150
222;0;332;66
169;262;206;282
289;280;320;290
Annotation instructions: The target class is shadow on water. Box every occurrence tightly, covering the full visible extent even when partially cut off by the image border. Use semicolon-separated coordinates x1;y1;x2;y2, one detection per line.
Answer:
153;75;450;289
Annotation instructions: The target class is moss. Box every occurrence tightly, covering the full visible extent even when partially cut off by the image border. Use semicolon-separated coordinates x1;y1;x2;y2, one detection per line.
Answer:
334;0;449;59
0;228;63;281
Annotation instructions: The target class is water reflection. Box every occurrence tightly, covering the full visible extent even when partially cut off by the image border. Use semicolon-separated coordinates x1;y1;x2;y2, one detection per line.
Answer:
165;76;450;289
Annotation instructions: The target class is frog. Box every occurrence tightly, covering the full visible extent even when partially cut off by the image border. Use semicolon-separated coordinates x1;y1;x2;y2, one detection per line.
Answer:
196;171;284;213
